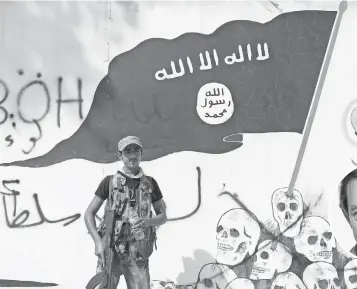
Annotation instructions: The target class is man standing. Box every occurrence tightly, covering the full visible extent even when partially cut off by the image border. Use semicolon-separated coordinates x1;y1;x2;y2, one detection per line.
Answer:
85;136;167;289
339;168;357;255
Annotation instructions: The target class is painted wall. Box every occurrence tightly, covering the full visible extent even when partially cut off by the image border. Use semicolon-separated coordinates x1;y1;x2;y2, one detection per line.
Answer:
0;1;356;289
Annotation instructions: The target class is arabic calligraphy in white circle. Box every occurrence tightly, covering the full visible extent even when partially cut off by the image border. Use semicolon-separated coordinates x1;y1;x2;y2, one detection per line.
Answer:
196;82;234;125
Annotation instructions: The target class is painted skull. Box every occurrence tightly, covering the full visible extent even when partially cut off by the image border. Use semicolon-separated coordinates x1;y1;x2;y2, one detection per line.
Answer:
293;216;336;263
271;272;307;289
150;280;176;289
303;262;341;289
272;188;304;238
250;240;292;280
195;263;237;289
216;208;261;266
226;278;254;289
344;259;357;289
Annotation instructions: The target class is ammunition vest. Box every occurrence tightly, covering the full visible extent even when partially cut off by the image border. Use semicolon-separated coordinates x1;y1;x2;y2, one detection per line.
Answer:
97;171;157;261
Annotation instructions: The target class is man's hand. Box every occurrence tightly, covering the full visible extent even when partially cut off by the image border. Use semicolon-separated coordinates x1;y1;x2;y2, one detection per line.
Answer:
95;239;106;267
131;218;150;230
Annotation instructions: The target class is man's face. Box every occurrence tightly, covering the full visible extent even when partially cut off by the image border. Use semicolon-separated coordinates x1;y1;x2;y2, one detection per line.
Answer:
347;178;357;241
120;143;142;171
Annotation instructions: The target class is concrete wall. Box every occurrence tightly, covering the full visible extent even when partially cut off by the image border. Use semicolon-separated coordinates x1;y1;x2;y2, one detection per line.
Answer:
0;1;356;289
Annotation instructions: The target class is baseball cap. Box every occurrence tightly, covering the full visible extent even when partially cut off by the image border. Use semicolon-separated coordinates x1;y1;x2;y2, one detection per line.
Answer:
117;136;143;151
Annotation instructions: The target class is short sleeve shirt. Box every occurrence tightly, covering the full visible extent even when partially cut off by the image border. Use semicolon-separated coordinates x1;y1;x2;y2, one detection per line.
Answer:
95;173;163;204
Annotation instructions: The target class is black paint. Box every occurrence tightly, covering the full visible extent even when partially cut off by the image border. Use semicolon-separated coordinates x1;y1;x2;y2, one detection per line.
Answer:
0;79;9;125
0;179;81;228
219;190;308;255
0;279;58;287
0;74;84;155
17;80;51;124
2;179;20;217
22;119;43;155
167;166;201;222
131;94;175;124
56;77;83;128
5;135;14;147
4;10;337;167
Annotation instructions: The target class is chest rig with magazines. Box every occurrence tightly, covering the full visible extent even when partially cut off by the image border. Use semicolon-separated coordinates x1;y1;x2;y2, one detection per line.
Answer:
97;171;157;261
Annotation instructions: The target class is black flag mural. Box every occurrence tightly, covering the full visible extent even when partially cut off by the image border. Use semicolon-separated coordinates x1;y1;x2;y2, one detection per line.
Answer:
2;9;340;167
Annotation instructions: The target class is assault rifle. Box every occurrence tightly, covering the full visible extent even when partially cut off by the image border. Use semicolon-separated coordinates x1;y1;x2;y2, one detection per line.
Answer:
86;198;129;289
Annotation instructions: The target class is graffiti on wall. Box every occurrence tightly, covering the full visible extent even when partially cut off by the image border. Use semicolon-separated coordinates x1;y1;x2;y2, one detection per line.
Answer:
0;179;81;229
156;188;350;289
0;72;84;154
0;1;353;289
1;8;338;168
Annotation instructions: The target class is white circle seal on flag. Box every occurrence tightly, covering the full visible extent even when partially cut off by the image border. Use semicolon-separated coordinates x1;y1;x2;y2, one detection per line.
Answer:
196;82;234;125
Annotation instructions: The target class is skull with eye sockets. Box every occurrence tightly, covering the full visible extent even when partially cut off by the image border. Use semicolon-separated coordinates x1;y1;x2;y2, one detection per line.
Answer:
303;262;341;289
271;272;307;289
272;188;304;238
150;280;174;289
216;208;261;266
195;263;237;289
344;259;357;289
293;216;335;263
250;240;292;280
